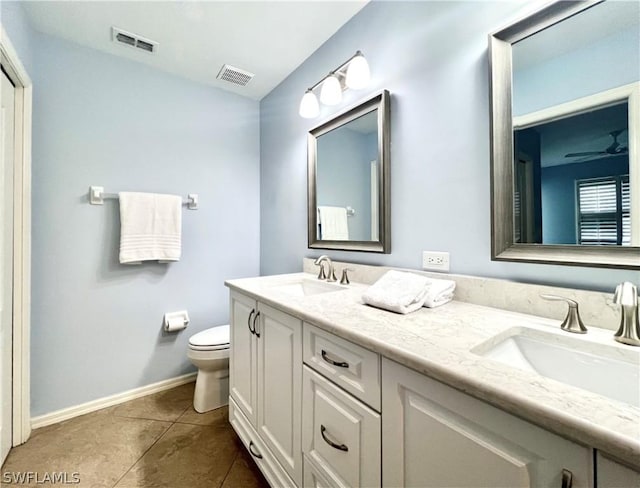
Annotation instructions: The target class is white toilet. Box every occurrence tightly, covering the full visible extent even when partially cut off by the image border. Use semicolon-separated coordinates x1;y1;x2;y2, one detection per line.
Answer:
187;324;230;413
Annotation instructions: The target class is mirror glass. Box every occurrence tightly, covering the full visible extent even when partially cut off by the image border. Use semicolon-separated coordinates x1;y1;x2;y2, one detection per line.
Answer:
308;90;390;253
511;0;638;248
489;0;640;268
316;110;378;241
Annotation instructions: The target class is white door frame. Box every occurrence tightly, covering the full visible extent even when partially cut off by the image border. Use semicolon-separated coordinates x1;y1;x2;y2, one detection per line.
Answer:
0;25;32;446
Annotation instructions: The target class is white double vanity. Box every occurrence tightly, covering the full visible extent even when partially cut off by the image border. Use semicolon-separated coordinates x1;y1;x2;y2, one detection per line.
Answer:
225;263;640;488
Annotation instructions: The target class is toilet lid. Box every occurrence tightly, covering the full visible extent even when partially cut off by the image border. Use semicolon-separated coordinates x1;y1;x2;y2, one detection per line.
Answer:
189;325;230;347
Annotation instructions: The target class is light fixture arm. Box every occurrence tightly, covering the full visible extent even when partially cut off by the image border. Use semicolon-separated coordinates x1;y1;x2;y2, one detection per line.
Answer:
299;50;369;119
306;51;364;93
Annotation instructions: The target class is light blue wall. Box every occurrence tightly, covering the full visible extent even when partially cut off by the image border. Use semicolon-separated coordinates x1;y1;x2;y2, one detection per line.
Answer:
317;127;372;241
1;0;35;73
260;1;640;291
513;25;640;116
27;32;260;415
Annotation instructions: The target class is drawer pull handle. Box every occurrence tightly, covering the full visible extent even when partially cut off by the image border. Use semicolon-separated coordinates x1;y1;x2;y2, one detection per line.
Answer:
247;310;255;335
249;441;263;459
253;311;261;338
561;469;572;488
321;350;349;368
320;425;349;452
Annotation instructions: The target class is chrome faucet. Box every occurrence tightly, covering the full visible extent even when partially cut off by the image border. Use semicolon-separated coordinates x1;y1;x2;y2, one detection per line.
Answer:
540;294;587;333
314;255;337;282
613;282;640;346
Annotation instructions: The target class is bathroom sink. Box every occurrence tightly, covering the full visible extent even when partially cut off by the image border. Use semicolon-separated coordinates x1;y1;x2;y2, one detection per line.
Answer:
273;279;347;297
473;328;640;407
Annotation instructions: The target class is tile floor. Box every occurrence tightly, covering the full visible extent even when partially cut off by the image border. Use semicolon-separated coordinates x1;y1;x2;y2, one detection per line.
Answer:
1;382;269;488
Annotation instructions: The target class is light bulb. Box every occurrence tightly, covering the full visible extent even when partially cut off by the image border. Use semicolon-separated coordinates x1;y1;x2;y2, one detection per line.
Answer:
320;74;342;106
345;52;370;89
299;89;319;118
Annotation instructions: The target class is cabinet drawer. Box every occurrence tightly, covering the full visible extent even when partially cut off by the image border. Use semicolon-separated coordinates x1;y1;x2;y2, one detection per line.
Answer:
229;397;296;488
302;366;381;488
304;454;337;488
596;453;640;488
303;323;381;411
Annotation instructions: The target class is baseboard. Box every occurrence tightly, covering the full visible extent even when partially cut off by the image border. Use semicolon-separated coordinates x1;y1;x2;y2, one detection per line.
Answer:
31;372;197;430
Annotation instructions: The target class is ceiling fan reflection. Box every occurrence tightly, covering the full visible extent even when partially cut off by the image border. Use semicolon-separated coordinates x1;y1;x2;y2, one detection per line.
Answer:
565;129;628;158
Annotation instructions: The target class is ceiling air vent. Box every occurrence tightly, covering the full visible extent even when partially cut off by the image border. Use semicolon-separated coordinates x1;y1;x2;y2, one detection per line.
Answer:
112;27;158;54
216;64;254;87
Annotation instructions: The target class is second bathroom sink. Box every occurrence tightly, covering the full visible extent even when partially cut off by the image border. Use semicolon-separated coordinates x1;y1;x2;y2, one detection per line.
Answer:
473;327;640;408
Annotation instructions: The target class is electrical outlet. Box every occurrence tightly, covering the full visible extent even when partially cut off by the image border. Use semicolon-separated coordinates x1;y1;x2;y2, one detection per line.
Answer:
422;251;450;272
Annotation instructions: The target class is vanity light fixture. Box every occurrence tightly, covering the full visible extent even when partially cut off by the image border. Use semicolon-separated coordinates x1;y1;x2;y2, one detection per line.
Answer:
299;89;320;119
298;50;371;119
320;73;343;106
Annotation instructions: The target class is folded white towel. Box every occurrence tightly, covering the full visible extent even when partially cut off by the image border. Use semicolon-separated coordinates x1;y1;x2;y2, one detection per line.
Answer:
362;270;431;314
119;192;182;264
422;278;456;308
318;206;349;240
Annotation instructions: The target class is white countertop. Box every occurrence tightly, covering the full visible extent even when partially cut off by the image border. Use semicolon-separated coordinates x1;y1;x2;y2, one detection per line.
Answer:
225;272;640;469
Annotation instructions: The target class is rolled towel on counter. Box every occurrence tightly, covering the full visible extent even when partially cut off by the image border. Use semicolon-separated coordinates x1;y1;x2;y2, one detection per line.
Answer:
362;270;431;314
422;277;456;308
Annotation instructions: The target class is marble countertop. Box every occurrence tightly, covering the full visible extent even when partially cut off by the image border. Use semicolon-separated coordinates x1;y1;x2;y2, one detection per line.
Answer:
225;272;640;469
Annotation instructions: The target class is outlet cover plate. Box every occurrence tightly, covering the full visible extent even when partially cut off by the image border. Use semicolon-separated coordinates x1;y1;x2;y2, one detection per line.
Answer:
422;251;450;272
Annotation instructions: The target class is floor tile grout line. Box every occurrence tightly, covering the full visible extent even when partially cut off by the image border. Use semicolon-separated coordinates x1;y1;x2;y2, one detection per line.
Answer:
110;420;175;488
219;449;241;488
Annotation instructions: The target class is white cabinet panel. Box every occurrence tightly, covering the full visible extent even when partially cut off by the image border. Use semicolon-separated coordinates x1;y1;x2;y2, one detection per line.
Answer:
382;358;593;488
229;291;257;425
303;323;381;411
257;303;303;486
229;397;296;488
304;455;335;488
597;453;640;488
303;365;381;488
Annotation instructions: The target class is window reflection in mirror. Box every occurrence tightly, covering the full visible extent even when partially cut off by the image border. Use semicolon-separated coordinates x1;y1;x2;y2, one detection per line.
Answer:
316;110;378;241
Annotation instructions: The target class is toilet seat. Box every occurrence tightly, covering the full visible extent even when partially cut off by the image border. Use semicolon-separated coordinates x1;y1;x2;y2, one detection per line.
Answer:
189;324;230;351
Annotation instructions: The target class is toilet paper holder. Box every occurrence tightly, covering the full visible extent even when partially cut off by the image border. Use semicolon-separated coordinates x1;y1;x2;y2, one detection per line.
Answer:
163;310;190;332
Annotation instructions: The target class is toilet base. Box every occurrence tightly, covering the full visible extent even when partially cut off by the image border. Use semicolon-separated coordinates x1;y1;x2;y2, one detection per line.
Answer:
193;369;229;413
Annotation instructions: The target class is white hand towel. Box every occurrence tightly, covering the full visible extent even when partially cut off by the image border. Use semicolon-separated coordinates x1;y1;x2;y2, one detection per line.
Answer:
422;278;456;308
318;206;349;240
119;192;182;264
362;270;431;314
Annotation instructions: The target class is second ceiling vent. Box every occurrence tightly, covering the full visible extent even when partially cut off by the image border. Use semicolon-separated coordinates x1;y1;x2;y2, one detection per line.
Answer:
112;27;158;54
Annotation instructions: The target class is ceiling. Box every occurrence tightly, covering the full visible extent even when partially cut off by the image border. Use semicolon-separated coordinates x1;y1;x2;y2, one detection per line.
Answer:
21;1;369;100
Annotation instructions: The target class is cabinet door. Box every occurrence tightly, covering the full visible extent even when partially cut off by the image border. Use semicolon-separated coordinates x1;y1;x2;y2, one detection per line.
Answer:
382;358;593;488
256;303;303;486
596;453;640;488
303;366;381;488
229;291;258;425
